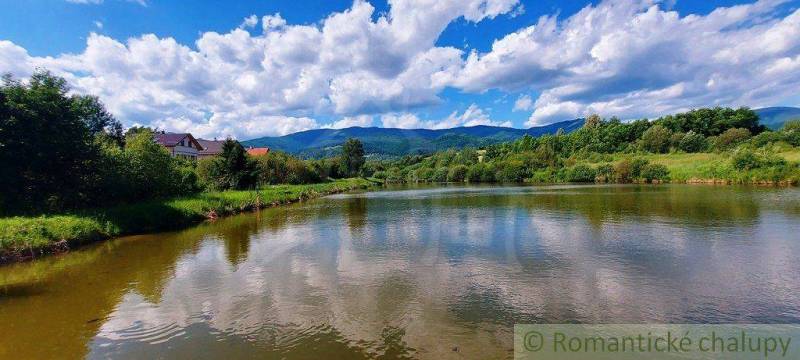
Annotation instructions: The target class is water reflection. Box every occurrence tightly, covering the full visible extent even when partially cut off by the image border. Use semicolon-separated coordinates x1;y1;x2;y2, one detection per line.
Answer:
1;185;799;359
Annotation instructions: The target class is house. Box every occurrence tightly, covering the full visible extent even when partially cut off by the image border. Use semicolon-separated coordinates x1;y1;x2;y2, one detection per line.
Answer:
197;138;226;158
246;147;270;157
154;132;203;160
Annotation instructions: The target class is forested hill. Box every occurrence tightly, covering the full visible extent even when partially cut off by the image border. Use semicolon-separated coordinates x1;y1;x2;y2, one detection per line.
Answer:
755;107;800;129
242;118;585;158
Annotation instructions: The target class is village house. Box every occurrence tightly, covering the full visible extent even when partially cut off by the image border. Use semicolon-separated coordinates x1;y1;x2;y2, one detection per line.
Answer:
246;147;270;157
197;138;226;158
154;132;204;160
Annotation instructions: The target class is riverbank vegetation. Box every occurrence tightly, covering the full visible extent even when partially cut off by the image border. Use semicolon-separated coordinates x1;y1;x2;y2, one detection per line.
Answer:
0;71;368;216
1;71;372;262
0;178;374;263
367;109;800;185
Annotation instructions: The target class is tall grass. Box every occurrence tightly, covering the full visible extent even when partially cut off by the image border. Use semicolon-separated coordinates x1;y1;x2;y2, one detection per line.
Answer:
0;178;377;262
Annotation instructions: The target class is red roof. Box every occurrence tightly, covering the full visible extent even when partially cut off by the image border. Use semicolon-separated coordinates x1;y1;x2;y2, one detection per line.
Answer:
247;147;270;156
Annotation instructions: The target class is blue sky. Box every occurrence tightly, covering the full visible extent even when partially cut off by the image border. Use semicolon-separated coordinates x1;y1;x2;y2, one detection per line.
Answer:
1;0;799;139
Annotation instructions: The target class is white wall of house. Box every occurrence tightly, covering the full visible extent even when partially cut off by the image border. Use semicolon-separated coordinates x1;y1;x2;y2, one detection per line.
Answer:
172;144;199;159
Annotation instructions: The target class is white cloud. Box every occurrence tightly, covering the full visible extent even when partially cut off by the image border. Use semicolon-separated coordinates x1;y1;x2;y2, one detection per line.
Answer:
324;115;375;129
449;0;800;126
5;0;800;137
239;15;258;29
513;94;533;111
2;0;519;138
381;104;509;129
94;21;104;29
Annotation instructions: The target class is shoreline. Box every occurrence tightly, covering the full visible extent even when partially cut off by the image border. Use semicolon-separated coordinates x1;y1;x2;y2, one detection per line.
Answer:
2;177;796;266
0;178;380;265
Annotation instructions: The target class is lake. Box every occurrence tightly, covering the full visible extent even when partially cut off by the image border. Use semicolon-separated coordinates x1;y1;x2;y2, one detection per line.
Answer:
2;184;800;359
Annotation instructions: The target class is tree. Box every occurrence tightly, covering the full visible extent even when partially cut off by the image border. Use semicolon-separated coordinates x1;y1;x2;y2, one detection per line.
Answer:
340;138;365;177
678;131;707;153
197;139;255;190
0;71;111;213
712;128;751;150
584;114;602;128
639;125;672;153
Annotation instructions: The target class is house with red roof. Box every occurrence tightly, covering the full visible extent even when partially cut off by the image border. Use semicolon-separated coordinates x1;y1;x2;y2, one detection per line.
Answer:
246;147;270;157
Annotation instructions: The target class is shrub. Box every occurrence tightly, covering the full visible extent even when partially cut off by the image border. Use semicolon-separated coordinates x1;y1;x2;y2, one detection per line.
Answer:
447;165;469;182
731;149;787;171
630;158;650;179
713;128;751;151
783;119;800;132
596;163;614;182
417;167;435;182
732;150;763;171
640;125;672;153
678;131;707;152
495;160;527;182
640;164;670;183
749;131;784;148
432;167;449;182
372;171;387;179
565;164;597;182
614;159;633;183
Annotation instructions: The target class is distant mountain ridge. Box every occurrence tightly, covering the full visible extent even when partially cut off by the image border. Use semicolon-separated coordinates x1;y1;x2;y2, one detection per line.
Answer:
242;118;585;158
241;107;800;158
754;107;800;129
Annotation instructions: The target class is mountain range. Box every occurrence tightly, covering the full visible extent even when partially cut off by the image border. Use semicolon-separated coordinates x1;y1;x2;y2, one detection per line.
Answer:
242;107;800;158
242;118;585;158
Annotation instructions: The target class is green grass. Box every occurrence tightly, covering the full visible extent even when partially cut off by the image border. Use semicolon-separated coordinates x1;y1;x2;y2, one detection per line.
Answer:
606;149;800;184
0;178;378;262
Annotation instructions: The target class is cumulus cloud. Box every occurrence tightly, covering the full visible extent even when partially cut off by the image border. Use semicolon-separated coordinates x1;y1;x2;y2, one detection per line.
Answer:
2;0;518;138
324;115;375;129
381;104;509;129
239;15;258;29
513;94;533;111
450;0;800;126
5;0;800;137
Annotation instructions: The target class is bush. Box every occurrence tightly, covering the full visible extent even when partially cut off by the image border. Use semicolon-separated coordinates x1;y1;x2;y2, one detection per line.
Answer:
713;128;751;151
749;131;784;148
495;160;527;182
614;159;633;183
596;163;614;182
640;125;672;153
372;171;387;179
466;164;483;182
432;167;449;182
565;164;597;182
447;165;468;182
630;158;650;179
783;119;800;132
678;131;707;152
640;164;670;183
731;149;787;171
732;150;763;171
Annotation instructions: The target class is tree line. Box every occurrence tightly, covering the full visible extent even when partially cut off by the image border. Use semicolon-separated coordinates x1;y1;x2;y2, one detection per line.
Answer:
0;71;365;215
366;108;800;184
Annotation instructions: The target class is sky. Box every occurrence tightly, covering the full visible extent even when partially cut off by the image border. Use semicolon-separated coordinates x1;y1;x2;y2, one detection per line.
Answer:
1;0;799;139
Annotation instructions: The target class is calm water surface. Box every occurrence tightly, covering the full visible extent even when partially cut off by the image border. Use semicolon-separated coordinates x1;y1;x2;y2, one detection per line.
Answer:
2;184;800;359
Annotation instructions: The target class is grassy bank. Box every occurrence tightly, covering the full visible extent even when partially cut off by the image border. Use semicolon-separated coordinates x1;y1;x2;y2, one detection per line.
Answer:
607;148;800;184
0;178;378;264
